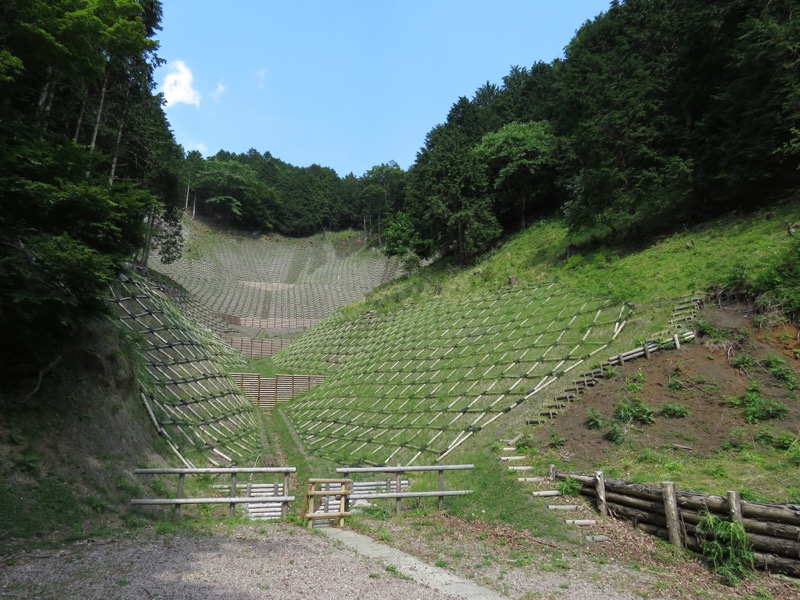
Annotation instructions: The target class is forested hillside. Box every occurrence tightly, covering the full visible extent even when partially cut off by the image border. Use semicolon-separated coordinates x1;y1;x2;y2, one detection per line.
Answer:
180;0;798;269
0;0;184;376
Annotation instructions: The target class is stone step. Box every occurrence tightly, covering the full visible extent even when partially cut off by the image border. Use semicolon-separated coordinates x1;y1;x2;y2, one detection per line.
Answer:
531;490;561;497
548;504;578;511
565;519;597;526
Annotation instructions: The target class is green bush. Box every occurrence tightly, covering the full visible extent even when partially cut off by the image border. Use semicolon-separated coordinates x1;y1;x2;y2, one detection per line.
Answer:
584;408;605;429
615;397;656;425
696;511;754;586
660;403;690;418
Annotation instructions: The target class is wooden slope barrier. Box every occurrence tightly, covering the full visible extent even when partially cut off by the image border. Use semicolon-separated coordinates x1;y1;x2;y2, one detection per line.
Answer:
549;467;800;577
232;373;326;410
225;336;292;358
131;467;295;520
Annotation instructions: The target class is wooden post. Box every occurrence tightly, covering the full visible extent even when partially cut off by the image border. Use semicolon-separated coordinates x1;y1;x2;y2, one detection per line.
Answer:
662;481;684;547
229;472;237;518
727;490;742;523
643;344;650;359
176;473;185;519
438;468;445;512
341;471;350;513
595;471;607;517
395;471;403;515
673;333;681;349
548;464;556;481
619;353;625;365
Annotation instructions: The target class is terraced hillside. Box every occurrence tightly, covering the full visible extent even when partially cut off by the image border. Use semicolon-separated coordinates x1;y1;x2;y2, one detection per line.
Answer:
111;274;262;467
275;281;689;466
150;221;403;337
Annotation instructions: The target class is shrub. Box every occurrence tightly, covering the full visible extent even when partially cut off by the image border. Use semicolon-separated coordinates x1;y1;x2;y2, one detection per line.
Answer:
761;353;797;390
729;383;788;424
696;511;755;586
584;408;605;429
605;423;625;444
661;403;690;418
616;397;656;425
558;477;582;496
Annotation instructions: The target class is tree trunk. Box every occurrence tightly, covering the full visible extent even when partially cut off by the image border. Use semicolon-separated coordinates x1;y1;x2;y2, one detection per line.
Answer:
89;70;110;152
73;98;86;143
108;120;124;185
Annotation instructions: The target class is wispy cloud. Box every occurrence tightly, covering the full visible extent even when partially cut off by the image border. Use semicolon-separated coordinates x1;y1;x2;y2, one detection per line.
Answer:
192;142;209;154
256;68;266;90
162;60;201;107
212;80;226;102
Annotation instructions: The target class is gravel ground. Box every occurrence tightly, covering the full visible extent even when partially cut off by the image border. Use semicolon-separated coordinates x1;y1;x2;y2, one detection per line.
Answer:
2;519;797;600
0;523;458;600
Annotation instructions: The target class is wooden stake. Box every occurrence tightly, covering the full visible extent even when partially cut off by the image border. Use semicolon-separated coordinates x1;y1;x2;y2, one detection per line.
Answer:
595;471;607;517
662;481;684;548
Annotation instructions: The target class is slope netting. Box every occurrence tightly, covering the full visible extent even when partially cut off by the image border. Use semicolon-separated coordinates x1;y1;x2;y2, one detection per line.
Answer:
149;232;403;333
111;274;262;467
279;281;634;465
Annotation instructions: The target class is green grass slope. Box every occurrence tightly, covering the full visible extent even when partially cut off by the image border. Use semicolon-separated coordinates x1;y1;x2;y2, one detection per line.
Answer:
275;201;800;467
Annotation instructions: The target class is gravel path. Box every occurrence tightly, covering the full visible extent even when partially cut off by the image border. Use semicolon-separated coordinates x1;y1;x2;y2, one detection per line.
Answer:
0;524;457;600
0;521;655;600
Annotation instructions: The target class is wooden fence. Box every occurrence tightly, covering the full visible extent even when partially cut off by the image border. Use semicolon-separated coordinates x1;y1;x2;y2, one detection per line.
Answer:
231;373;326;410
131;467;295;519
225;337;291;358
336;464;474;514
550;467;800;577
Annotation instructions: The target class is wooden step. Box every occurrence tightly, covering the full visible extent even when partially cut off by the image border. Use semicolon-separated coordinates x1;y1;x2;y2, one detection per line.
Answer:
525;418;546;425
500;456;526;461
508;465;533;471
548;504;578;511
531;490;561;497
501;446;516;451
517;477;547;483
565;519;597;526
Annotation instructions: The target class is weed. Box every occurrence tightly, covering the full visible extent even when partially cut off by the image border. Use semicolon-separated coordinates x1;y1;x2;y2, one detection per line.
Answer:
605;423;625;445
730;354;756;372
603;366;619;378
729;384;788;424
660;403;690;418
515;432;537;452
12;447;41;475
696;511;754;586
743;589;774;600
584;408;605;429
434;559;448;568
615;397;656;425
633;367;647;383
624;378;643;394
558;477;583;497
761;353;797;390
548;430;565;449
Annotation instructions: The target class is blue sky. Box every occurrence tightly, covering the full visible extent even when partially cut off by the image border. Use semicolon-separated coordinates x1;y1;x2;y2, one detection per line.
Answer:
157;1;609;177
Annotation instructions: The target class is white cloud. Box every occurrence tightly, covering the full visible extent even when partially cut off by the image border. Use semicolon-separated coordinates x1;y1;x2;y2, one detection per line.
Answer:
162;60;201;107
192;142;209;154
212;80;226;102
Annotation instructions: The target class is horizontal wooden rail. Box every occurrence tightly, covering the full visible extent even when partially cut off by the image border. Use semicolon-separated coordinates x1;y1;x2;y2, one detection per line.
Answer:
132;466;295;519
337;464;473;514
134;467;296;475
131;496;294;506
337;464;473;474
350;490;471;500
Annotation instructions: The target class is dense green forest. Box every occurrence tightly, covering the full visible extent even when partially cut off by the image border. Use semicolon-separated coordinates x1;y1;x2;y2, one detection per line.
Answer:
2;0;799;372
186;0;799;264
0;0;183;372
